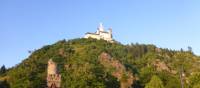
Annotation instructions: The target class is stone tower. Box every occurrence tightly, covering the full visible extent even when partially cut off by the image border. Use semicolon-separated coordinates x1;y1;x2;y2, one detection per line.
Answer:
47;59;61;88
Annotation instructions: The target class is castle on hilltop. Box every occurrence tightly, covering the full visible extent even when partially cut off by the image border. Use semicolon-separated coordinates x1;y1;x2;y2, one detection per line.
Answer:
84;23;114;42
47;59;61;88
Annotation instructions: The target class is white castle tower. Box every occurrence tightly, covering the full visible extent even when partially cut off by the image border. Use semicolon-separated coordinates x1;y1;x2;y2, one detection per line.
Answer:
98;23;104;31
84;23;114;42
47;59;61;88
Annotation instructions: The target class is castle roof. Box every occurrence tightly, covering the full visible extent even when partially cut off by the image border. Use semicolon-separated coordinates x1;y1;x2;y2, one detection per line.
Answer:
85;32;99;35
99;31;109;33
85;30;109;35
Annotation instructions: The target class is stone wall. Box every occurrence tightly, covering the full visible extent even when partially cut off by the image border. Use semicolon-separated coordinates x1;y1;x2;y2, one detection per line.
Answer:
47;59;61;88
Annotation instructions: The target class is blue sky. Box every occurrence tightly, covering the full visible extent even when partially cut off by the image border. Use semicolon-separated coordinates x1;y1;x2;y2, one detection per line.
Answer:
0;0;200;67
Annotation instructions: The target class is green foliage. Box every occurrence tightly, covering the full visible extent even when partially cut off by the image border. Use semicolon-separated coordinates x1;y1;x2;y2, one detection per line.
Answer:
193;84;200;88
145;75;164;88
139;66;155;87
164;77;180;88
189;72;200;88
158;71;180;88
0;38;199;88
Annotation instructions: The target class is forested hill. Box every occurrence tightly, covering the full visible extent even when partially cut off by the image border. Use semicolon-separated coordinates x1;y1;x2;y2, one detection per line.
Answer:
0;38;200;88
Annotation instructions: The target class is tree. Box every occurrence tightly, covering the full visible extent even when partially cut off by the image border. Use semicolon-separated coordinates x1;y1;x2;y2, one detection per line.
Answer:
145;75;164;88
0;65;6;75
188;46;193;53
180;48;184;52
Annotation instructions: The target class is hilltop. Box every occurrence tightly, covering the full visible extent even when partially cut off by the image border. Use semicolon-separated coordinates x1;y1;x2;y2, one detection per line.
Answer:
0;38;200;88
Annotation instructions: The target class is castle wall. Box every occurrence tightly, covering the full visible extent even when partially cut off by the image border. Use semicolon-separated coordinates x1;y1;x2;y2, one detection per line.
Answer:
48;59;57;75
84;24;114;42
99;32;111;39
84;34;101;40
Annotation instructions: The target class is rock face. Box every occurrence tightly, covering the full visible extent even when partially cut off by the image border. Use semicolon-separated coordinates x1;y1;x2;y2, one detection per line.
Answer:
47;59;61;88
152;59;177;74
153;59;170;72
99;52;135;88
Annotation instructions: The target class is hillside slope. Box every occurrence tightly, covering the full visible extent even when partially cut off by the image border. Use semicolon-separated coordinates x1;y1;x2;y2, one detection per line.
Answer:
0;38;200;88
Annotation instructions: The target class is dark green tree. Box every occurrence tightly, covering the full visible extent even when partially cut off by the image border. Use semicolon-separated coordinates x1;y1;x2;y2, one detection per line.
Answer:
0;65;6;75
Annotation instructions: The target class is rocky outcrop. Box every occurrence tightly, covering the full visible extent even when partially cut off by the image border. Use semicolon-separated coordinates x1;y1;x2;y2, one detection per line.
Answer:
99;52;135;88
152;59;177;74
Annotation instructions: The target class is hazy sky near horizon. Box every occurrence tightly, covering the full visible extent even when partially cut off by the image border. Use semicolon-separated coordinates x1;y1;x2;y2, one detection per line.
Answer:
0;0;200;67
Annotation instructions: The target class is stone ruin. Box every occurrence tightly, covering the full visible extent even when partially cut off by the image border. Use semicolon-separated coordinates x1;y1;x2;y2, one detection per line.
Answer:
47;59;61;88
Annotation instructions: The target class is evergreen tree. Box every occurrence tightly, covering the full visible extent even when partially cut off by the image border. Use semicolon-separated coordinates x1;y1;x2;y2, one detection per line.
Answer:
145;75;164;88
188;46;192;52
0;65;6;75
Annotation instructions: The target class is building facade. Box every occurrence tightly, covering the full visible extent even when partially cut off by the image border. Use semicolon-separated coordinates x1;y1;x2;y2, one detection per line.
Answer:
84;23;114;42
47;59;61;88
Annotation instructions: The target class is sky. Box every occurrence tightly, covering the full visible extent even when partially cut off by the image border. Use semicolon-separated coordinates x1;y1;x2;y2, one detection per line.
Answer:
0;0;200;68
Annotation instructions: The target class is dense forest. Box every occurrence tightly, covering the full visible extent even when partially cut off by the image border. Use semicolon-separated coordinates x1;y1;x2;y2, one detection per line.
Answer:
0;38;200;88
